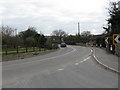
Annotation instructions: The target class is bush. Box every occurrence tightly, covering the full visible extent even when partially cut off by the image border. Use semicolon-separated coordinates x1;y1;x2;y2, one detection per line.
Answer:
52;44;59;49
44;43;59;50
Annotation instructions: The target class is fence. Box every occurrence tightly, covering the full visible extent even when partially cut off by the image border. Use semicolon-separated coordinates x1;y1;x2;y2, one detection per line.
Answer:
2;46;46;55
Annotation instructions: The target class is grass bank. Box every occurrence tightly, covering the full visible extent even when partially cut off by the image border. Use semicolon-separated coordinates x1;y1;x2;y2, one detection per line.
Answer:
2;49;59;62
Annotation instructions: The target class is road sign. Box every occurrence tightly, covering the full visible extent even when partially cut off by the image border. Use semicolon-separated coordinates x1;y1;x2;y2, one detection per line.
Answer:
113;34;120;45
105;37;109;44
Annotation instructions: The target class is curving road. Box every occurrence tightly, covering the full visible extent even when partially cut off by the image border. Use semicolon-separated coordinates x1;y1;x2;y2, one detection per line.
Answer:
2;46;118;88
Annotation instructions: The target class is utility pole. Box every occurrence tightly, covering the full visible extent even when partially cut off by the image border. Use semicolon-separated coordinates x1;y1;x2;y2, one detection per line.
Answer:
78;22;80;35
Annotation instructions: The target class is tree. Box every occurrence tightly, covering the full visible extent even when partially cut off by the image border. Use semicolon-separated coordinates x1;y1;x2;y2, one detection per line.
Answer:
1;25;15;36
1;25;20;48
105;1;120;35
64;35;77;45
51;29;68;43
19;27;38;46
25;37;36;47
81;31;91;37
81;31;92;43
34;34;47;48
19;27;38;41
103;1;120;54
51;29;67;37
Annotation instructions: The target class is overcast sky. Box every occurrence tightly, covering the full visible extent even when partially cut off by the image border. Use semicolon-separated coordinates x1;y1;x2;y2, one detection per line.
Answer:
0;0;117;35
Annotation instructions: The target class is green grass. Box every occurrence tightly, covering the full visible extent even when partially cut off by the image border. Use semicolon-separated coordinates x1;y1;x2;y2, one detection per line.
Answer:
2;49;59;62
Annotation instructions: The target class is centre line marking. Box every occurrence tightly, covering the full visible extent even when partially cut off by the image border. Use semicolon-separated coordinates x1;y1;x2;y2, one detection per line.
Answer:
75;63;79;65
58;68;64;71
78;56;91;64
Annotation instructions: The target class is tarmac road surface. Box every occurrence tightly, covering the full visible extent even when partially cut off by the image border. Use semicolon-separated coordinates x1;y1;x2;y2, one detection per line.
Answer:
2;46;118;88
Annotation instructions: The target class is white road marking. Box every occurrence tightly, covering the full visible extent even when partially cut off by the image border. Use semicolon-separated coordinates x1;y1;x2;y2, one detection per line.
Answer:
74;49;92;66
57;68;64;71
74;56;91;65
79;61;84;63
58;55;91;71
80;56;91;63
75;63;79;65
92;49;119;74
91;49;93;52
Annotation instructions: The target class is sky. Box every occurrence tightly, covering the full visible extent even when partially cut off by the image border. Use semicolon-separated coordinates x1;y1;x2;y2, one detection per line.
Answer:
0;0;117;35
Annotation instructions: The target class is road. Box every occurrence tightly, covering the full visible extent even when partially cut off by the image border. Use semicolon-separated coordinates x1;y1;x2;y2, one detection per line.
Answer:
2;46;118;88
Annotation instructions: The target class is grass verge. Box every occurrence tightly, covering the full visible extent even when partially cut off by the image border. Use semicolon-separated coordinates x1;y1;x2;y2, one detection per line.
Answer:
2;49;59;62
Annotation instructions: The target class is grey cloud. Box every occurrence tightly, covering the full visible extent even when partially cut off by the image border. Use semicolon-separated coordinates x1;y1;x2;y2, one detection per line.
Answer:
1;0;108;35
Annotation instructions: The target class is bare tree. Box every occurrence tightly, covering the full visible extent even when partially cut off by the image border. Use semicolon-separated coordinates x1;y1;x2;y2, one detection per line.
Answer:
81;31;92;37
51;29;68;37
1;25;15;36
51;29;68;43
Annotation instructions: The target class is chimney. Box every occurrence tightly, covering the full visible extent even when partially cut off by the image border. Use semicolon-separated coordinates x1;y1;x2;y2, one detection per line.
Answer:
78;22;80;35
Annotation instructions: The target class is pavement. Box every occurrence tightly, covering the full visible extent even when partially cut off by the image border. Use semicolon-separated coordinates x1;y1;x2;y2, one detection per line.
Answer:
93;47;119;73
